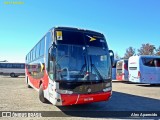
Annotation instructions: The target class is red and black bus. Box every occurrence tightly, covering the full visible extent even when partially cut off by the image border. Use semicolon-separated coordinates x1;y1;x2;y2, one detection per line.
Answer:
25;26;114;106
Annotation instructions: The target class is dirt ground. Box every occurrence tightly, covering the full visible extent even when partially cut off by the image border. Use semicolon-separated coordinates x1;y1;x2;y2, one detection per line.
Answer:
0;76;160;120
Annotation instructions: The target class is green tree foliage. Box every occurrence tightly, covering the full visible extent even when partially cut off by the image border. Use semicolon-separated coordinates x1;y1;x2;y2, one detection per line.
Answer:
137;43;155;55
124;47;136;59
0;60;8;62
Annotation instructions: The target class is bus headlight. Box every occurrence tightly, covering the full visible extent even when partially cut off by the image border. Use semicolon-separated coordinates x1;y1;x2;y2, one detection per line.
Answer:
103;82;112;92
103;87;112;92
56;89;73;94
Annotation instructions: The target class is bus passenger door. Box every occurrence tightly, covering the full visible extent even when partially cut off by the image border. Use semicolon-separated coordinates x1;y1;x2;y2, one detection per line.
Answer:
48;47;56;104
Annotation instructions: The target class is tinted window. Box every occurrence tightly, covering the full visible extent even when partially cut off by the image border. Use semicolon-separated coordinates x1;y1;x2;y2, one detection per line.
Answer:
30;50;33;61
55;30;107;48
124;60;128;67
0;63;24;68
84;33;107;48
142;58;160;67
7;64;12;68
40;38;45;56
124;60;128;70
28;53;30;62
0;63;6;68
56;30;85;45
129;67;137;70
33;48;36;60
36;43;40;58
27;54;29;62
12;64;19;68
20;64;25;68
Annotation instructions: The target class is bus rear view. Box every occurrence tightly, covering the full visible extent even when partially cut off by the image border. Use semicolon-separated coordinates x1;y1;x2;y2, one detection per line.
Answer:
25;27;114;106
116;60;128;81
129;55;160;84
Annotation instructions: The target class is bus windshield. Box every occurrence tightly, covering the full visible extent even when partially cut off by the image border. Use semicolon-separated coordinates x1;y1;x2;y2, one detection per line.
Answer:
55;44;110;81
55;30;107;49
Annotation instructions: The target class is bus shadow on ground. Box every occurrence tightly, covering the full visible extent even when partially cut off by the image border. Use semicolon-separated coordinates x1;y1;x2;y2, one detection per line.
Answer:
136;84;160;87
121;81;160;87
113;80;160;87
57;91;160;118
1;76;25;78
112;80;129;83
120;81;144;85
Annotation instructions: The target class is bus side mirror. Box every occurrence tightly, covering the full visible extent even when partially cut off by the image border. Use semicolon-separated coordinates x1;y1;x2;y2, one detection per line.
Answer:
109;50;114;66
50;43;56;57
51;48;56;57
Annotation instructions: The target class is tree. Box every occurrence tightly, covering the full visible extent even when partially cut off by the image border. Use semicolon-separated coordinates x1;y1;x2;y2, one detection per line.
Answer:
123;47;136;59
155;46;160;56
114;52;121;59
137;43;155;55
0;60;8;62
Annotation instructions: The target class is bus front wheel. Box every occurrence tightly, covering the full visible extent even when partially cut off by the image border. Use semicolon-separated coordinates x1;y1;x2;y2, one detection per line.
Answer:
39;84;47;103
26;77;32;88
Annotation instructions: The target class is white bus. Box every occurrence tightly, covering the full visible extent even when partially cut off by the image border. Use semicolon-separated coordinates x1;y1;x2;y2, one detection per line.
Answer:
116;59;128;81
0;62;25;77
128;55;160;84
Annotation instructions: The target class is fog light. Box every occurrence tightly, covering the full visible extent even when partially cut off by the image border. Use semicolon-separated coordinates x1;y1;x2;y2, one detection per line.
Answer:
57;99;61;102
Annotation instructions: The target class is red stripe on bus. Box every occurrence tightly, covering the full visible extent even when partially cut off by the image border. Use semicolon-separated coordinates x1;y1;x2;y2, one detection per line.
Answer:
25;68;49;90
61;92;111;106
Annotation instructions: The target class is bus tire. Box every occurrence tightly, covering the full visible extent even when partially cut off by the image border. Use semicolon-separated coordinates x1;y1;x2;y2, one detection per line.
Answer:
15;75;19;77
150;84;156;86
10;73;15;77
39;84;47;103
26;77;32;88
27;84;32;88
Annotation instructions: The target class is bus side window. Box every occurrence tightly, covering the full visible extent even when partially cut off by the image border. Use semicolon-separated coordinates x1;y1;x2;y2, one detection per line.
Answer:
155;59;160;67
157;61;160;67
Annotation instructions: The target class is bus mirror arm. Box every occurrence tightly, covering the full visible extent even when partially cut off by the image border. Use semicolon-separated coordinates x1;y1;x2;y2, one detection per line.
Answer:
53;42;57;48
109;50;114;66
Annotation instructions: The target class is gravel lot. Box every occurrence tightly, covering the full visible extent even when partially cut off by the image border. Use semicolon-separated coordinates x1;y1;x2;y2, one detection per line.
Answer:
0;76;160;120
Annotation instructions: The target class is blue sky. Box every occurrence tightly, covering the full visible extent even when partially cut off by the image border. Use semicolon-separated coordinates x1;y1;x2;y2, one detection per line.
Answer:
0;0;160;62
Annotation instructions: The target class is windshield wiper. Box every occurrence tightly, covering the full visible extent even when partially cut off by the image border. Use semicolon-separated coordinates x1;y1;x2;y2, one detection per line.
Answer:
91;64;103;81
75;64;86;80
90;56;104;81
56;55;69;63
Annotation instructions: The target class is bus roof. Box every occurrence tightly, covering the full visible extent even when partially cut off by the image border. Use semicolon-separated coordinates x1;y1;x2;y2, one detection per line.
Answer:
51;26;104;35
0;62;25;64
